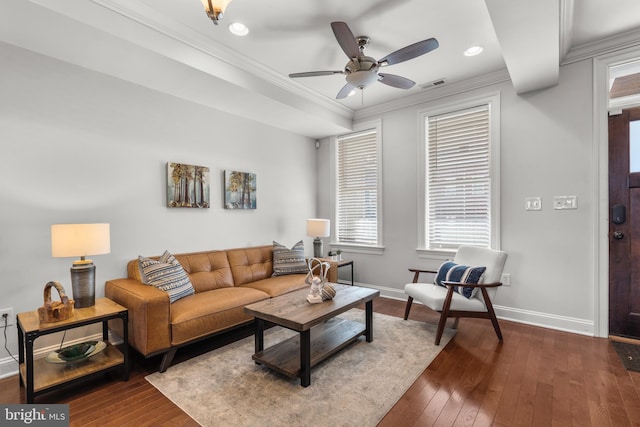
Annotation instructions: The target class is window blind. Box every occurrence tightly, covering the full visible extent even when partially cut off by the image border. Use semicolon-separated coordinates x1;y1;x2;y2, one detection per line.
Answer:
426;105;490;249
336;129;378;245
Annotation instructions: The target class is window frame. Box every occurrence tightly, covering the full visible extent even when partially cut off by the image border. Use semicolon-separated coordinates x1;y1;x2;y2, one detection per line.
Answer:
330;119;384;255
417;93;501;258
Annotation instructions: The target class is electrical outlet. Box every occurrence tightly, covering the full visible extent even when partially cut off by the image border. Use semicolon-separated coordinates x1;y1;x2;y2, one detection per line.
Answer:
501;273;511;286
0;308;15;327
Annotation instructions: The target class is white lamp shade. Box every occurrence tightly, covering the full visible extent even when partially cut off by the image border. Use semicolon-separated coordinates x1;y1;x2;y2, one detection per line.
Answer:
306;219;330;238
51;223;111;258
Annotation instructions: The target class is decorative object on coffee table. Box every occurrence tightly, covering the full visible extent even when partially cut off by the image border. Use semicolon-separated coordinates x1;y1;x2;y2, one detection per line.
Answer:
321;283;336;300
305;257;331;304
37;281;74;323
51;223;111;308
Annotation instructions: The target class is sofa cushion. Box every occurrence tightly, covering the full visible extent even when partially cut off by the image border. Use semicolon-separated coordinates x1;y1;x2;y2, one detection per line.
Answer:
227;245;274;286
174;251;234;293
241;274;308;297
434;261;485;299
169;287;269;345
272;240;308;276
138;250;195;303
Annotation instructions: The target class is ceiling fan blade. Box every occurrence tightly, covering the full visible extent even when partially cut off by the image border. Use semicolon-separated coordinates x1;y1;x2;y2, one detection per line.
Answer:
289;71;344;78
378;38;439;66
378;73;416;89
336;83;355;99
331;21;360;59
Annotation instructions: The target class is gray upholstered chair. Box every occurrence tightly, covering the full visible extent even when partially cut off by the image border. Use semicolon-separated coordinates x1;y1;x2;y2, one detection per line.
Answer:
404;245;508;345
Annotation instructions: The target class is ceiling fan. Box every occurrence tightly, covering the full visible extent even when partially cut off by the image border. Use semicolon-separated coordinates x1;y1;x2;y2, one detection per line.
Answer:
289;21;439;99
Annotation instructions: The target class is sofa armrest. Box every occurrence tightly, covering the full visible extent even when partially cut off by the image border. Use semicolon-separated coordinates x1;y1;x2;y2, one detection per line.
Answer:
105;278;171;357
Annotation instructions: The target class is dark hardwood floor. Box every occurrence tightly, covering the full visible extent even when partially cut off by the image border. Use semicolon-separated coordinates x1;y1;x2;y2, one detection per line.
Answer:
1;297;639;426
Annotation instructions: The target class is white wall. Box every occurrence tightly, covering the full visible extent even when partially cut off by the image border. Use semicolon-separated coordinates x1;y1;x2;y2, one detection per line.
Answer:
318;59;596;335
0;43;317;374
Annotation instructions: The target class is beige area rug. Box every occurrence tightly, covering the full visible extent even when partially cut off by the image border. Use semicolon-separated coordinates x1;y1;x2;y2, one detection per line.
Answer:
146;310;454;427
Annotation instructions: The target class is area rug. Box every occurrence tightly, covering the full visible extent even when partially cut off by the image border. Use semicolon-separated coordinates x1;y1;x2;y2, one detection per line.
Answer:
612;340;640;372
146;310;454;427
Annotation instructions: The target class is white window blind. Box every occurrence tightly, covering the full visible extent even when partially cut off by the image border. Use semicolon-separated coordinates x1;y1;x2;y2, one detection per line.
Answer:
336;129;379;245
426;105;491;249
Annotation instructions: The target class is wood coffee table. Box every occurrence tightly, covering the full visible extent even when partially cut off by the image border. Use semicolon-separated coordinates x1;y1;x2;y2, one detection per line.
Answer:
244;283;379;387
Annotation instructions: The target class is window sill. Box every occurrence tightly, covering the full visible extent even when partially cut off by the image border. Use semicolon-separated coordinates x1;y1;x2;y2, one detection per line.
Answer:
416;248;456;261
330;244;385;255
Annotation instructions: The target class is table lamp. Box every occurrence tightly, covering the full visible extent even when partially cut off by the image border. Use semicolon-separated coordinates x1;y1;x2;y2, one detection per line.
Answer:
306;219;330;258
51;223;111;308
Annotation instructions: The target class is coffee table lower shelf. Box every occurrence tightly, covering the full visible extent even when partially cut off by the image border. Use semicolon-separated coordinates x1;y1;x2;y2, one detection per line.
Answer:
252;317;365;378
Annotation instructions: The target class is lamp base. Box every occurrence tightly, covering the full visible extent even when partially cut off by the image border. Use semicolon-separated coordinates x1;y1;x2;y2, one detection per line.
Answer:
70;262;96;308
313;237;323;258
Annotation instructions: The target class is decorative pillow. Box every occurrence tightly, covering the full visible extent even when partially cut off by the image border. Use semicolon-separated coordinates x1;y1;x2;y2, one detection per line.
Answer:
138;250;195;303
272;240;308;276
434;261;486;299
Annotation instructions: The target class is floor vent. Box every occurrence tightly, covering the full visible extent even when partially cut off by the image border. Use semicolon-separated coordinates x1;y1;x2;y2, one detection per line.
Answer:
420;78;447;90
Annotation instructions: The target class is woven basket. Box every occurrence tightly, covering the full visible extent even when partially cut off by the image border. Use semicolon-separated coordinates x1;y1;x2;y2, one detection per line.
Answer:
38;281;75;323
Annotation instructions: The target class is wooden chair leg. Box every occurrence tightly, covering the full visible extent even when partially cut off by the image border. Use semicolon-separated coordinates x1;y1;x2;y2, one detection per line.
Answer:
452;317;460;329
435;287;455;345
481;288;503;341
404;296;413;320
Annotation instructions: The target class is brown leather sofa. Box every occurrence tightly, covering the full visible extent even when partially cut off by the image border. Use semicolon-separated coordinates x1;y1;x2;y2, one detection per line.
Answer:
105;245;337;372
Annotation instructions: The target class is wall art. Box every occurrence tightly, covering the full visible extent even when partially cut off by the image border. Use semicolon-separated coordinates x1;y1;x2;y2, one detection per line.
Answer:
224;170;256;209
167;162;210;208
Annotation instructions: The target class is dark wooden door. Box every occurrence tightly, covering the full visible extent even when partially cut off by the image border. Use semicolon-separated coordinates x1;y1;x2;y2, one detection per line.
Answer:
609;107;640;339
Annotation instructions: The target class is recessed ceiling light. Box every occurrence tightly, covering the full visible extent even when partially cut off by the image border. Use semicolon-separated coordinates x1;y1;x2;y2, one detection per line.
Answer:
228;22;249;36
464;46;483;57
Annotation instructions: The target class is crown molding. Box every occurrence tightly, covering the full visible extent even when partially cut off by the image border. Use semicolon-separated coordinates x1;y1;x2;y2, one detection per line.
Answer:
354;68;511;120
92;0;354;116
563;28;640;65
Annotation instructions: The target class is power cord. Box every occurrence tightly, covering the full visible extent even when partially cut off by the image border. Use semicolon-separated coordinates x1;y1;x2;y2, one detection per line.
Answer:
2;313;19;364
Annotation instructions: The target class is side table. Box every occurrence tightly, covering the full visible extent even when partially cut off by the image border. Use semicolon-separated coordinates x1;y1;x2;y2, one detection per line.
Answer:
17;297;129;403
322;258;354;285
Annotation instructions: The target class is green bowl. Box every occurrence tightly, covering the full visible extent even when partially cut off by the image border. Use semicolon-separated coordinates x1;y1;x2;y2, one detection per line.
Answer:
56;340;99;362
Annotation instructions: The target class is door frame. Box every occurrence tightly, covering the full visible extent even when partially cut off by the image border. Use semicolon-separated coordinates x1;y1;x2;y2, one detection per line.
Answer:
594;46;640;338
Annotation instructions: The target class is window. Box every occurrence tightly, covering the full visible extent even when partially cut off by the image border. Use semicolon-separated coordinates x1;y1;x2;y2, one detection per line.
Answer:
332;121;382;251
419;95;500;253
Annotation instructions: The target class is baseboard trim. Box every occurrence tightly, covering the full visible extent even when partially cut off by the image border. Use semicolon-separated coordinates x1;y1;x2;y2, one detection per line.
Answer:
362;282;595;337
0;331;123;380
493;305;594;336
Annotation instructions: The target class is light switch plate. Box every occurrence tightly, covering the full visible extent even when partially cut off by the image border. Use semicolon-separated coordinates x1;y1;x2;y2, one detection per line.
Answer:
554;195;577;210
525;197;542;211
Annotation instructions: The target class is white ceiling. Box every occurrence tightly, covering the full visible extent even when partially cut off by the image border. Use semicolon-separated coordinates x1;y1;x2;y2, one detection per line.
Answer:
3;0;640;138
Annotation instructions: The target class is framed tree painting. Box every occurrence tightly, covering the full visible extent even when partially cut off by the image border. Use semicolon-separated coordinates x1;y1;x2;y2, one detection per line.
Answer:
224;170;256;209
167;162;210;208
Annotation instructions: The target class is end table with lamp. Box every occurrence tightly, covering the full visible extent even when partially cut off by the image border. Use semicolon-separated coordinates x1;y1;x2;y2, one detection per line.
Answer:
17;297;129;403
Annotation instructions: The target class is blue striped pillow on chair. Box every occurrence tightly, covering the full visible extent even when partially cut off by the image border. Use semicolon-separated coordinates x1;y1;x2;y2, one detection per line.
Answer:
434;261;486;298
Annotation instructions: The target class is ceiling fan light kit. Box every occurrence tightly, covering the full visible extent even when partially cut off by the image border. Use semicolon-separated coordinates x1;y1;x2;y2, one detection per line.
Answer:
289;21;439;100
201;0;233;25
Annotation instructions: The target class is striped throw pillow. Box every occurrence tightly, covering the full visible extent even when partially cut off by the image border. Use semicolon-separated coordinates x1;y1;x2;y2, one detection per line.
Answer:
139;250;195;303
272;240;308;276
434;261;486;299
